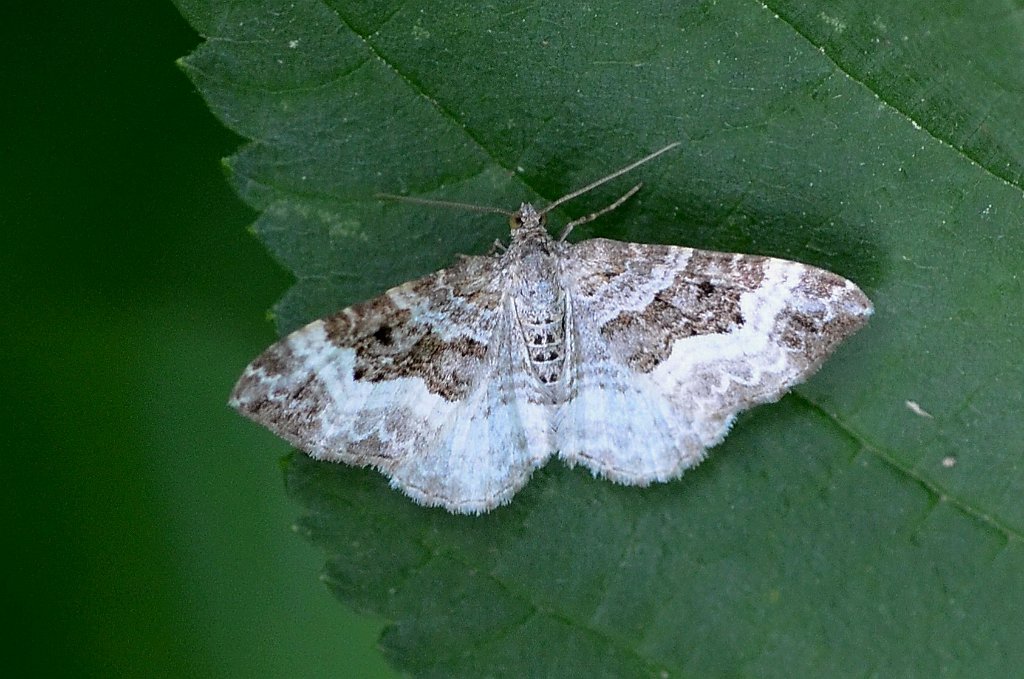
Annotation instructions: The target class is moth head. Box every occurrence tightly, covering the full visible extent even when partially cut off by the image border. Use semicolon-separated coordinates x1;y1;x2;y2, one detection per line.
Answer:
511;203;546;232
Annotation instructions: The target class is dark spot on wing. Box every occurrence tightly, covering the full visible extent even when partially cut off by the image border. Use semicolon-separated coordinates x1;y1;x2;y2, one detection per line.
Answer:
373;325;393;345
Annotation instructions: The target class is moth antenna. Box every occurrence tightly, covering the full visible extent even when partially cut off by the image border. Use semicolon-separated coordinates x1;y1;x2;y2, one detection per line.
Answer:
539;142;680;216
557;183;643;241
376;193;513;216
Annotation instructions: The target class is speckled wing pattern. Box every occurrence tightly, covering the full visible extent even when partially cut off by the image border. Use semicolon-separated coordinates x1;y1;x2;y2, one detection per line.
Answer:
231;199;872;514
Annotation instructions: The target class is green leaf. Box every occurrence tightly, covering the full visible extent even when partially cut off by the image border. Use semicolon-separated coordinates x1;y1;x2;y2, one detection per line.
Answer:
177;0;1024;675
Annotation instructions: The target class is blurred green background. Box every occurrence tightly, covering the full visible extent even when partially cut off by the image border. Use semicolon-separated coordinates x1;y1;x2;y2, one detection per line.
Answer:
3;3;395;677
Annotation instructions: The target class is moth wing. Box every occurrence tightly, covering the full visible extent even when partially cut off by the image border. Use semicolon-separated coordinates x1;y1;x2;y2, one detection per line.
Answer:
230;255;552;513
558;238;872;483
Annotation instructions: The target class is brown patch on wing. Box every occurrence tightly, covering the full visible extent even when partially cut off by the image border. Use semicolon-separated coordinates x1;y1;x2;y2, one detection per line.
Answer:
244;373;333;443
774;269;872;369
599;268;751;373
323;268;496;402
231;341;334;448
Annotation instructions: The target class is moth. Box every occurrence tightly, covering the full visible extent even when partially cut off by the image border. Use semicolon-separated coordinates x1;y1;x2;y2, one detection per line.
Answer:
230;144;872;513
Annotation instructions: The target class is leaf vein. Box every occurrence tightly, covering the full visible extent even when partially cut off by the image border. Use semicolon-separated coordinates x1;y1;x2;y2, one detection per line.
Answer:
316;2;508;182
791;392;1022;543
418;544;677;677
758;0;1024;195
